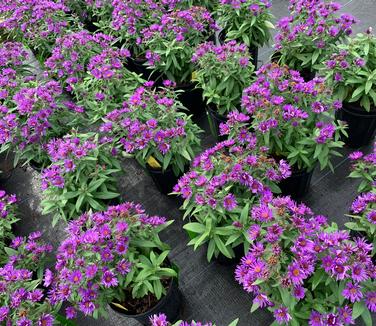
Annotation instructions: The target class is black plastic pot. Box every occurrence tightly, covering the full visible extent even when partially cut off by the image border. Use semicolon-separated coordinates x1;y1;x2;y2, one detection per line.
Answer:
298;68;316;82
110;278;182;326
206;106;227;141
127;57;156;82
279;166;314;199
336;102;376;149
175;82;206;117
249;46;259;70
214;244;244;266
28;160;45;173
146;164;181;195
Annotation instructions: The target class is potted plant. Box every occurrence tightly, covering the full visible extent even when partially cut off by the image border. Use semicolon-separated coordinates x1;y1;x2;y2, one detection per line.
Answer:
102;0;179;66
348;145;376;193
346;192;376;253
274;0;357;81
0;229;59;325
236;196;376;326
150;314;239;326
324;30;376;148
141;6;218;114
71;47;144;122
192;41;255;139
40;131;121;226
45;30;114;93
0;264;59;325
225;63;346;198
0;190;18;258
173;132;291;263
216;0;274;69
5;231;53;271
0;0;80;60
100;82;202;195
0;80;85;170
51;203;181;325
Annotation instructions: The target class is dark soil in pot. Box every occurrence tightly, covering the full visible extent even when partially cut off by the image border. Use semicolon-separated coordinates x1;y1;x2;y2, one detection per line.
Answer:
336;102;376;148
279;165;315;199
146;164;183;196
110;278;182;326
206;106;227;141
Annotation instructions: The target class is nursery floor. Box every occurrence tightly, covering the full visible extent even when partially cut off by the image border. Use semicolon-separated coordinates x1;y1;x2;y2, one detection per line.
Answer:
1;1;376;325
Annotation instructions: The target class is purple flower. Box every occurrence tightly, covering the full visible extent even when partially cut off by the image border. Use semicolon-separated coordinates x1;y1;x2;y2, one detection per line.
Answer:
223;194;237;211
101;270;118;288
273;306;292;324
65;306;77;319
365;292;376;312
342;282;363;302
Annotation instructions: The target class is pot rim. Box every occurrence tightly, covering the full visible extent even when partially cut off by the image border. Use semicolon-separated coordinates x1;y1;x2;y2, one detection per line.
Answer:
110;277;177;317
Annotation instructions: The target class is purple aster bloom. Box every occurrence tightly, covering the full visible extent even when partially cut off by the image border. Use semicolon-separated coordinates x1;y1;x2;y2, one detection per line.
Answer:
365;292;376;312
65;306;77;319
223;194;237;211
273;306;292;325
342;282;363;302
309;311;324;326
101;270;118;288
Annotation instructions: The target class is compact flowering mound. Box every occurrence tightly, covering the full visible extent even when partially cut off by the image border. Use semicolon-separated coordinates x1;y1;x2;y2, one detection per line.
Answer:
173;134;290;261
45;30;114;92
0;263;57;326
100;82;202;176
347;192;376;247
324;29;376;112
0;0;77;58
224;63;345;172
0;80;85;168
150;313;239;326
348;144;376;192
6;231;53;271
217;0;274;48
142;6;218;83
50;203;176;318
0;42;32;102
0;190;18;259
275;0;357;71
192;41;255;115
0;42;30;74
236;196;376;325
72;47;144;122
41;132;121;225
104;0;180;57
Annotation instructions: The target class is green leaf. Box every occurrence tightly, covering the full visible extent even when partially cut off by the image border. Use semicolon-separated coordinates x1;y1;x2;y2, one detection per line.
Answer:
251;302;260;313
183;223;206;234
352;302;365;319
361;305;373;326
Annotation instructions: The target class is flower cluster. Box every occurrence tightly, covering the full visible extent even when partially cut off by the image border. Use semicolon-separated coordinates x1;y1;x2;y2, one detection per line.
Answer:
324;30;376;111
0;0;76;58
275;0;357;71
72;47;144;121
0;190;18;257
50;203;175;318
348;143;376;192
7;231;53;271
109;0;180;57
45;30;113;92
0;80;84;167
41;132;121;224
173;135;290;261
192;41;255;115
224;63;345;171
0;263;57;326
150;313;238;326
236;196;376;325
0;42;29;71
142;6;218;83
217;0;274;48
100;82;202;176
